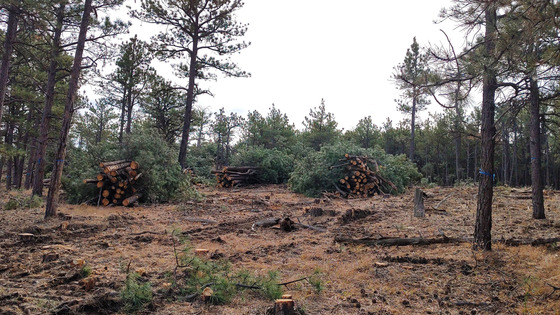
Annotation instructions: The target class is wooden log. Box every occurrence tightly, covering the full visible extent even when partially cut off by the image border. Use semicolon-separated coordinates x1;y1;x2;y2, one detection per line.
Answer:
99;160;129;168
334;236;458;246
102;190;110;198
101;198;110;206
130;161;140;170
96;181;104;188
122;194;141;207
96;173;106;181
83;178;98;184
253;218;280;228
103;161;132;174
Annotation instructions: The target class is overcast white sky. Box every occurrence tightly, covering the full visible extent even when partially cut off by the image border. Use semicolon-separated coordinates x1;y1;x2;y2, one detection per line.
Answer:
110;0;462;131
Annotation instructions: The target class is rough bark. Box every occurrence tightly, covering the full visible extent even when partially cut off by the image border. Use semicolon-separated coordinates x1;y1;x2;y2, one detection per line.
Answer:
414;188;425;218
474;4;498;251
45;0;93;218
33;2;66;196
0;7;19;126
178;30;199;169
5;118;14;190
409;91;417;161
529;77;545;219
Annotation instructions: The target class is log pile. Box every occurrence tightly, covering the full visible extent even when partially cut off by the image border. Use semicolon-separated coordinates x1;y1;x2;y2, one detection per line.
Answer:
211;166;260;188
330;154;397;198
83;160;142;206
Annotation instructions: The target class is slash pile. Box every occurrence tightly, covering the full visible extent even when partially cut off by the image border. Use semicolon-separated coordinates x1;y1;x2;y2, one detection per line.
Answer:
330;154;397;198
211;166;260;188
83;160;142;206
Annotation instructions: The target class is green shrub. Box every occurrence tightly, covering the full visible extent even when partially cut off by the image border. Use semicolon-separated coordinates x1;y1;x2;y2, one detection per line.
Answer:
184;143;218;180
119;128;187;203
230;147;294;184
3;195;44;210
121;272;153;313
289;142;421;197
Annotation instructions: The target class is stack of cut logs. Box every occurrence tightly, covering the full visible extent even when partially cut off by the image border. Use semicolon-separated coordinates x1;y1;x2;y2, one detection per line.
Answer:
330;154;397;198
83;160;142;206
211;166;260;188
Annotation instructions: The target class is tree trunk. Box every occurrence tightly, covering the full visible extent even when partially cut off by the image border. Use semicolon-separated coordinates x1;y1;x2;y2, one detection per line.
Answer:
125;85;133;134
0;7;18;127
118;89;126;143
178;31;199;169
512;120;518;186
5;118;14;190
45;0;93;218
409;91;417;162
474;4;498;251
466;141;470;180
33;2;66;197
529;77;545;219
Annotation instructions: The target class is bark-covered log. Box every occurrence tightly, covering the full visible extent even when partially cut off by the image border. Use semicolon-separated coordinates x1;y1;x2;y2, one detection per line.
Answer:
334;235;459;246
122;194;141;207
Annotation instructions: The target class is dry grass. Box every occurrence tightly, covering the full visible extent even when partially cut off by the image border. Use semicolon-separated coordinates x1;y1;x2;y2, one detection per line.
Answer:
0;185;559;314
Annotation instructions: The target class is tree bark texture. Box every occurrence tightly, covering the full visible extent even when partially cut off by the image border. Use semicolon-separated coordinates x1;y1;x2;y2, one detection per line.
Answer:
474;4;498;251
33;2;66;196
0;7;18;126
409;91;417;162
45;0;93;218
529;77;545;219
178;32;199;169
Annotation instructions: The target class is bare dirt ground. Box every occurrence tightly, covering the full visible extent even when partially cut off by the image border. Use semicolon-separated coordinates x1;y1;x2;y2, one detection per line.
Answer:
1;184;560;314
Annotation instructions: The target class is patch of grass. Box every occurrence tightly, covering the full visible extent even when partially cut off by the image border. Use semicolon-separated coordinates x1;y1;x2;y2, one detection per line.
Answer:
121;272;153;313
309;269;325;293
80;264;92;278
3;195;43;210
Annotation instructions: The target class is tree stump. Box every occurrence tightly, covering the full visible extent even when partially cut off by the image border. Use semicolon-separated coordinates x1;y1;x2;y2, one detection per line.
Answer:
274;298;295;315
414;188;425;218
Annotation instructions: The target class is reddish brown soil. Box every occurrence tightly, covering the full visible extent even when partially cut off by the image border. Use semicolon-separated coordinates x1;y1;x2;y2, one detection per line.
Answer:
1;185;559;314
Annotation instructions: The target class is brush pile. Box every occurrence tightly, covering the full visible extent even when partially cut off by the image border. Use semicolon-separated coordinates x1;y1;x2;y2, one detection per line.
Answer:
211;166;260;188
331;154;397;198
83;160;142;206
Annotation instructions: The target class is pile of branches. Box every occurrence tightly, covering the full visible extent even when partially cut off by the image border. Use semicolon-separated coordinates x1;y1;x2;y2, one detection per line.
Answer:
211;166;260;188
83;160;142;206
330;154;397;198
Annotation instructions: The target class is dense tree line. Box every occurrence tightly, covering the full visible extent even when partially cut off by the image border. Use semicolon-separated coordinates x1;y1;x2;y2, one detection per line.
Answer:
1;0;560;251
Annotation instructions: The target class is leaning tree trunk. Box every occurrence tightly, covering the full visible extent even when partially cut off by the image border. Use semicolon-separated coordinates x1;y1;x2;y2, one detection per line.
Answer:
45;0;93;218
474;4;498;251
178;32;199;169
33;2;66;197
0;7;19;127
529;77;545;219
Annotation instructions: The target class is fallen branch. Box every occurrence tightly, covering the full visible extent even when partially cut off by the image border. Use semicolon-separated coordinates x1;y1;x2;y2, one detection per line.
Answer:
497;237;560;246
294;222;327;233
184;217;218;224
252;218;280;229
432;192;454;211
334;235;464;247
546;283;560;298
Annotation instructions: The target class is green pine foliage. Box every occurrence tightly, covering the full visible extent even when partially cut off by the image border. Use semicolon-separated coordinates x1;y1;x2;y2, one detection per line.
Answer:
230;147;294;184
289;142;421;197
121;272;153;313
120;128;185;203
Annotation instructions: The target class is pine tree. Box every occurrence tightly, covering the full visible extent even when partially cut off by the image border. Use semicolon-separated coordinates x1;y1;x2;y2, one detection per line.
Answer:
393;37;430;162
133;0;250;169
